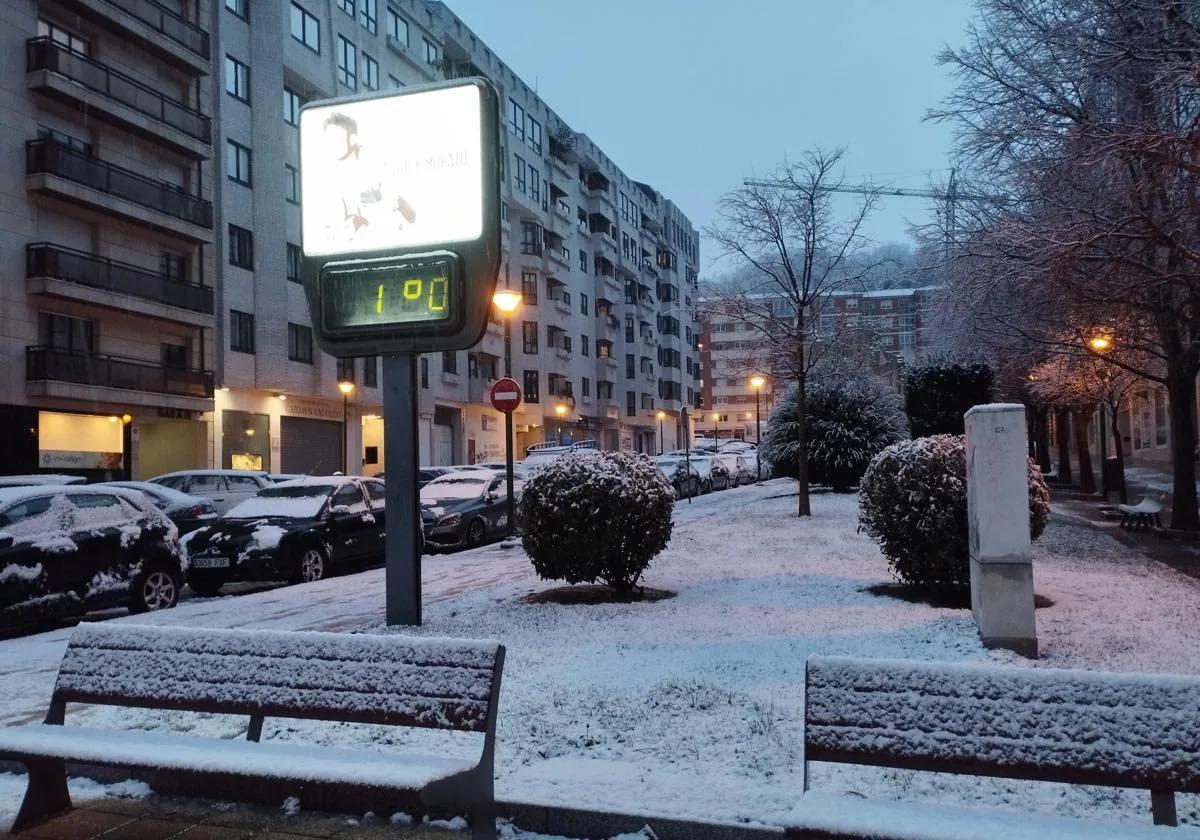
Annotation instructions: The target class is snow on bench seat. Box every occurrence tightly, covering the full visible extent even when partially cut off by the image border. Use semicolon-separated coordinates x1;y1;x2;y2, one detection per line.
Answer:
0;724;477;790
787;792;1189;840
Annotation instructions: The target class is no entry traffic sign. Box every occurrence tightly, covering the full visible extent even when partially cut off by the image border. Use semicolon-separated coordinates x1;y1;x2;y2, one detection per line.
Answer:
490;377;522;414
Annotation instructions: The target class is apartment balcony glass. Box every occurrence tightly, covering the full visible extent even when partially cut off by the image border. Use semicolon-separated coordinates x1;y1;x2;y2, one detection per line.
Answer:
89;0;209;59
27;139;213;228
27;346;214;398
27;38;211;144
27;243;213;314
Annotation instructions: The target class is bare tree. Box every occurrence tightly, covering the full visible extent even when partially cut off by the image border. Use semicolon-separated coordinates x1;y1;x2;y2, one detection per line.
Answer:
706;149;879;516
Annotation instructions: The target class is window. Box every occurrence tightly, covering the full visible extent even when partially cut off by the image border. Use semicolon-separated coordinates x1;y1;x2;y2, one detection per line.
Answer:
387;8;408;44
580;293;589;316
596;339;611;358
423;37;439;65
336;357;355;382
420;356;429;388
336;0;353;17
224;56;250;102
529;166;541;206
333;483;367;513
228;224;253;269
285;164;299;203
283;88;303;125
230;310;254;353
39;313;93;352
287;323;313;363
362;52;378;90
582;377;591;398
598;381;613;400
579;249;588;273
521;271;537;305
286;243;301;282
523;370;539;403
160;251;186;283
625;354;635;379
581;335;589;356
290;3;320;52
225;140;251;185
337;36;357;88
508;98;525;139
520;221;542;256
37;19;89;56
359;0;376;33
513;154;526;193
363;356;377;387
161;343;187;369
442;350;458;374
626;390;636;417
526;116;542;155
224;0;247;19
522;321;538;354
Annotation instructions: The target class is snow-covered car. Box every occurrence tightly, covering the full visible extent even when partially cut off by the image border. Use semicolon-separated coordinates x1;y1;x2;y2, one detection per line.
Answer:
653;456;701;499
148;469;272;515
714;453;753;487
421;471;524;551
522;440;598;472
0;485;182;627
180;476;387;596
689;456;731;493
98;480;217;537
0;474;87;488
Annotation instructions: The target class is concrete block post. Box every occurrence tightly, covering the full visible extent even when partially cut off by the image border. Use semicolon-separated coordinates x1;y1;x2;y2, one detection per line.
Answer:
965;403;1038;658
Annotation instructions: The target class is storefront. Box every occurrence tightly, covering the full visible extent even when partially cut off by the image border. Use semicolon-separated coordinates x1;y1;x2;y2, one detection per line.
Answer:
37;410;126;478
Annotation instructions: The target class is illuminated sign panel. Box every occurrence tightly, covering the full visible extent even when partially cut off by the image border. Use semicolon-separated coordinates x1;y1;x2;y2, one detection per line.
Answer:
321;256;455;333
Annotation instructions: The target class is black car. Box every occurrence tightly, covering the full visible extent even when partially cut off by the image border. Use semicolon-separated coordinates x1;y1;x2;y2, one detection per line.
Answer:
181;476;386;596
0;486;183;628
100;481;217;537
421;470;523;551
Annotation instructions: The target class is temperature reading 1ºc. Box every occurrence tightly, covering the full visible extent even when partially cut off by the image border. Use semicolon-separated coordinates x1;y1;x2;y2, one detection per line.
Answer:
375;277;447;314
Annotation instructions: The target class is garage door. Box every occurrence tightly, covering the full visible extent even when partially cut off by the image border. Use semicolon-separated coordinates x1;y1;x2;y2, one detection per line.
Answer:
281;417;342;475
433;423;453;466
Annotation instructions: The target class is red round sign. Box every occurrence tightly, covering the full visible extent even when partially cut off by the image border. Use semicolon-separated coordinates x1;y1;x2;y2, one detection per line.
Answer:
489;377;522;413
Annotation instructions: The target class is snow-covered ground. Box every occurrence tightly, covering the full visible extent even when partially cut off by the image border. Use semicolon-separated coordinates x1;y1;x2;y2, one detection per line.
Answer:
1;480;1199;832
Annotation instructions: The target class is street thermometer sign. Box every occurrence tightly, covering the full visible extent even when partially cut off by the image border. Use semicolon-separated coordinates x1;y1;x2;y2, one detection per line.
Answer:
298;79;502;626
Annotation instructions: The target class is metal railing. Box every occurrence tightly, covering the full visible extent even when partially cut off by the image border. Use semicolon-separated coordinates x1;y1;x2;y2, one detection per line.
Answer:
93;0;210;58
27;346;214;398
27;243;213;313
27;38;211;143
27;139;213;228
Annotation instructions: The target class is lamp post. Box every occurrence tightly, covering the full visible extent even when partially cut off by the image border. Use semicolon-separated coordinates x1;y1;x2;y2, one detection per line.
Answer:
749;375;765;481
656;410;666;454
337;379;355;474
492;289;522;539
1088;333;1116;501
711;411;720;449
554;403;568;445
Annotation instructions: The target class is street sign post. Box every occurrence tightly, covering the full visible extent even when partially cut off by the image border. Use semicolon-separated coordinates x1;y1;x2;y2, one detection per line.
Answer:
298;79;501;625
489;377;522;538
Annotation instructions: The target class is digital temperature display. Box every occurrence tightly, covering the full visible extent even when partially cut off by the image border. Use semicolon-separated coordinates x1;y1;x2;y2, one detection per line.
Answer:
321;258;455;332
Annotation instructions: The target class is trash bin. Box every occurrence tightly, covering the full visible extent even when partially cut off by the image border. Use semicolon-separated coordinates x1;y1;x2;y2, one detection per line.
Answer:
1102;457;1125;503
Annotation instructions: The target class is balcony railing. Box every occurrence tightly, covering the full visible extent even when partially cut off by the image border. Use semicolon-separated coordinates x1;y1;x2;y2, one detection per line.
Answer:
92;0;210;59
27;139;213;228
27;38;211;143
27;346;214;398
27;243;213;314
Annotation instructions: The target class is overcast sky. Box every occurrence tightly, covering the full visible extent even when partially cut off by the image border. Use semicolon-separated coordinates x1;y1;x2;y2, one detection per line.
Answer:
445;0;976;273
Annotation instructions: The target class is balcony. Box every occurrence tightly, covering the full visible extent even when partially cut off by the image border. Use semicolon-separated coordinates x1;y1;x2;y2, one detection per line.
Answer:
26;243;212;325
27;346;214;407
27;140;213;241
54;0;210;72
27;38;211;158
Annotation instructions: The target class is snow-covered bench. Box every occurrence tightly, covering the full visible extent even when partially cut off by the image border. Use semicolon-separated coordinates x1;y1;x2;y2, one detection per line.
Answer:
0;623;506;839
1120;496;1165;530
788;656;1200;839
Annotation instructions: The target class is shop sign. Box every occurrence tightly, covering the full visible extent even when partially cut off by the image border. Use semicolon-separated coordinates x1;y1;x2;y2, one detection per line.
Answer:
39;450;123;470
281;399;344;421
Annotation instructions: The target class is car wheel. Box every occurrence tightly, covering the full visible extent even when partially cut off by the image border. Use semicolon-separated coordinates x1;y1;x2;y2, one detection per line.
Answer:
296;546;327;584
466;518;487;547
187;570;228;597
129;568;180;613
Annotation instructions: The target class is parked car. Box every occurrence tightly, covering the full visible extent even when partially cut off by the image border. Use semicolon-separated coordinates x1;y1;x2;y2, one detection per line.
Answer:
267;473;304;484
99;481;218;536
654;456;701;499
181;476;387;596
0;485;182;627
689;456;731;493
714;453;753;487
421;470;523;551
149;470;272;515
522;440;598;471
0;474;86;488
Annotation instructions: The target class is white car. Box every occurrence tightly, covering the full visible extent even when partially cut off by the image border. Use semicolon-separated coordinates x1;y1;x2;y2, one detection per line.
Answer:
149;470;272;515
714;453;753;487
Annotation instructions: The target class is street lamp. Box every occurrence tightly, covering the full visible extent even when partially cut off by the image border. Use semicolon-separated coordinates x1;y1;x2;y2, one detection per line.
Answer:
554;402;568;445
1088;335;1112;353
749;374;766;481
711;411;720;448
1086;332;1120;501
492;289;523;539
656;409;666;454
337;379;355;474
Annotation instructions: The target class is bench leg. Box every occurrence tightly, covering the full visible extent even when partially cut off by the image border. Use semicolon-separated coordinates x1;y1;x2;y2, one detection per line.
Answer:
1151;790;1177;826
11;759;71;833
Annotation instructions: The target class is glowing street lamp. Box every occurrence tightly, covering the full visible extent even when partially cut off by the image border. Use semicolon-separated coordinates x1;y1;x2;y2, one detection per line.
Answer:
338;380;355;473
711;411;720;447
749;375;766;480
492;288;523;539
656;409;666;454
1088;335;1112;353
554;402;568;445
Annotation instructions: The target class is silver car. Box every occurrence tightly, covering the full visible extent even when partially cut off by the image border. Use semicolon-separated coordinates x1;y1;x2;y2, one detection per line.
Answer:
149;470;272;515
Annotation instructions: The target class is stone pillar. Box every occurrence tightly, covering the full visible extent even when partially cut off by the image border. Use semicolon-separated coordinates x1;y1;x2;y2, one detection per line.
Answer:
965;403;1038;658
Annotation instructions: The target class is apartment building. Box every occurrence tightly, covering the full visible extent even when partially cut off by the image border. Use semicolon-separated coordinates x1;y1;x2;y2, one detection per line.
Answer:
209;0;701;473
0;0;216;480
696;286;936;441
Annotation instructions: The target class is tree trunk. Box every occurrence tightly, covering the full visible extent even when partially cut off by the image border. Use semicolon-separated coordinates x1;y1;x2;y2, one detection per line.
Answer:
1071;407;1096;494
1035;406;1053;473
1055;407;1072;484
1109;403;1127;505
795;314;811;517
1165;367;1200;530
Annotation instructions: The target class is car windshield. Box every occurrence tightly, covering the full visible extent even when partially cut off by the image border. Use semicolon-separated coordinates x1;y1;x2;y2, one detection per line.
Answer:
421;476;489;502
224;484;333;519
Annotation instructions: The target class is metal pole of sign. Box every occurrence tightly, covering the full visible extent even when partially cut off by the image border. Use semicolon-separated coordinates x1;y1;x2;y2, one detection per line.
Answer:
755;388;762;482
383;353;420;626
682;406;691;504
503;319;515;539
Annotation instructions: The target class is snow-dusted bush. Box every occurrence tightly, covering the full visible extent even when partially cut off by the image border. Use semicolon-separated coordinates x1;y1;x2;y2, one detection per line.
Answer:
518;450;674;592
858;434;1050;590
761;373;908;491
904;362;994;438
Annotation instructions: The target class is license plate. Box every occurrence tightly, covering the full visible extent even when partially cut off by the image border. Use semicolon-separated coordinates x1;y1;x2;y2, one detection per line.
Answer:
191;556;230;568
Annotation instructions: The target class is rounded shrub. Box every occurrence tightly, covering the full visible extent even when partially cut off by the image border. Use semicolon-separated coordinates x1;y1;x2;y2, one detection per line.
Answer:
858;434;1050;590
518;450;675;592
